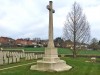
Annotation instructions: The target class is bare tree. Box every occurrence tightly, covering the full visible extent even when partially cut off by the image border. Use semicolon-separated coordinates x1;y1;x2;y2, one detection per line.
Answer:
63;2;90;58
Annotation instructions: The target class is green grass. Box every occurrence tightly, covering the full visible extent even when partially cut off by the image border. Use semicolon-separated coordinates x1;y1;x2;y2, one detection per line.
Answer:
3;47;100;55
58;48;100;56
0;58;36;69
78;50;100;56
0;57;100;75
24;47;44;51
58;48;72;54
3;47;45;51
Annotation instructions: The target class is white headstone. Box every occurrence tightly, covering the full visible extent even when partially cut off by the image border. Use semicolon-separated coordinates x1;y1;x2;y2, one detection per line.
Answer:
0;51;3;65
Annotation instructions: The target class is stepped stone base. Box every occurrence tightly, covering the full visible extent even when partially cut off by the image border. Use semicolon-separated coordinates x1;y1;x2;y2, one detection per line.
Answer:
30;59;72;72
30;48;72;72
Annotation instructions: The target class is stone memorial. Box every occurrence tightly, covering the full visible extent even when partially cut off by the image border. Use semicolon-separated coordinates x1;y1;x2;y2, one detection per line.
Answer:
34;54;38;59
12;56;16;63
30;1;72;72
30;53;33;60
8;57;13;64
14;52;20;62
25;53;28;60
3;52;8;64
0;51;3;65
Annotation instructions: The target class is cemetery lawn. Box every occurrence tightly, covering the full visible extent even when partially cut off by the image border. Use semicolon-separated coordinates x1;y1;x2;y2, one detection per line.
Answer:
0;59;36;69
3;47;100;55
0;57;100;75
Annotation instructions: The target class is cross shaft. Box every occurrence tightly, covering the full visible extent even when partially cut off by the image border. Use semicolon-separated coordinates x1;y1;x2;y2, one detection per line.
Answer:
46;1;55;48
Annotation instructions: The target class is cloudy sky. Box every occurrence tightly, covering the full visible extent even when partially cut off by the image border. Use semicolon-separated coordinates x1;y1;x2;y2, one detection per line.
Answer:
0;0;100;40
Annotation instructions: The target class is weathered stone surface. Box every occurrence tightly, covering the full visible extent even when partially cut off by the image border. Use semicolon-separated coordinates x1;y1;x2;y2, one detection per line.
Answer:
30;48;72;71
30;1;72;72
0;51;3;65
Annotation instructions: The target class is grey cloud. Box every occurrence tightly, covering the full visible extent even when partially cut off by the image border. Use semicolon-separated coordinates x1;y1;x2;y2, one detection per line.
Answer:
0;12;6;19
0;0;100;40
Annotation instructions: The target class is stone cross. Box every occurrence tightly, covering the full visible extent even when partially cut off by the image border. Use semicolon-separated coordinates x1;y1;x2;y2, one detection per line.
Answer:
47;1;55;48
30;1;72;71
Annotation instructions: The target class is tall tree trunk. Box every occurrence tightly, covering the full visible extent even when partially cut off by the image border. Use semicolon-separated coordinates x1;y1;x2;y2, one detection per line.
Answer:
73;49;77;58
73;34;77;58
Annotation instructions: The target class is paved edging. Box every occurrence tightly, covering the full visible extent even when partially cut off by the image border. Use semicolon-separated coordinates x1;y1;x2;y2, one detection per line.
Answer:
0;62;36;71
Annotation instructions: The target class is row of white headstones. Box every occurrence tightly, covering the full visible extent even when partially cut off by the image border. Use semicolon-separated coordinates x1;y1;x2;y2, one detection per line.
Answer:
0;49;43;65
